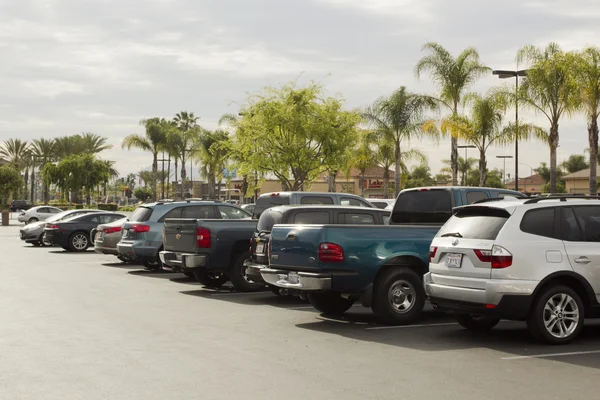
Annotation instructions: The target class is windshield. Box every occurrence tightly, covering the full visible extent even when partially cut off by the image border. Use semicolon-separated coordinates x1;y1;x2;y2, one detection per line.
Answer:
253;195;290;218
391;190;452;224
438;207;510;240
129;206;153;222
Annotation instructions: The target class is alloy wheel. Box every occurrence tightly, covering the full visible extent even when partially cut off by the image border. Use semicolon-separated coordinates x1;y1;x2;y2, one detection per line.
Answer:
72;234;88;250
543;293;580;339
388;280;416;314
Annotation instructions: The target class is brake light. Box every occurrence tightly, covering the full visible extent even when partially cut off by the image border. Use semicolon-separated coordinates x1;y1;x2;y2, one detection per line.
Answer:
196;227;211;248
103;226;122;235
131;224;150;233
270;193;280;196
474;246;512;269
46;224;58;229
429;246;437;262
318;242;344;263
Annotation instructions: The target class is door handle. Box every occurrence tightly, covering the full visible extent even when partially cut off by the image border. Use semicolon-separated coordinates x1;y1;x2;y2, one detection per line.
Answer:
574;257;591;264
286;231;297;241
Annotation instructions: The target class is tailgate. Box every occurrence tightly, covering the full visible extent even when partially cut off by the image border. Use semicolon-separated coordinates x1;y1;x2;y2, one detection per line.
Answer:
270;225;324;270
163;218;197;252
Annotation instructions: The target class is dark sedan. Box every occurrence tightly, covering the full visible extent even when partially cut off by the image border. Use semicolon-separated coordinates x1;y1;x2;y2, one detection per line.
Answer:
44;212;126;252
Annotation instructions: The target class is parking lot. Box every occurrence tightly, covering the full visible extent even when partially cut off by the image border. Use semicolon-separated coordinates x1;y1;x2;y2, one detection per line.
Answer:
1;223;599;400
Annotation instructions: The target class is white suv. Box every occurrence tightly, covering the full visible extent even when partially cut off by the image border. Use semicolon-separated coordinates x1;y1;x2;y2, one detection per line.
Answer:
424;197;600;344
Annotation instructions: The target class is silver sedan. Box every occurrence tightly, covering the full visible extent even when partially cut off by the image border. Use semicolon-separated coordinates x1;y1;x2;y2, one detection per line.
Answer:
17;206;62;224
92;217;131;262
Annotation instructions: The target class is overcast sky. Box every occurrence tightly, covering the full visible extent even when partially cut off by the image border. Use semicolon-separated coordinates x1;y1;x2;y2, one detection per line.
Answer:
1;0;599;180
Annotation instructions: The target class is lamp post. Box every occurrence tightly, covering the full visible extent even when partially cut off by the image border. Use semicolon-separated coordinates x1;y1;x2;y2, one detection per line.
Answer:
497;155;513;186
492;69;528;191
457;145;476;186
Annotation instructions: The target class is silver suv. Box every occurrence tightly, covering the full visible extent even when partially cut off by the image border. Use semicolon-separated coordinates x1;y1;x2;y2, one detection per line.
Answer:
424;196;600;344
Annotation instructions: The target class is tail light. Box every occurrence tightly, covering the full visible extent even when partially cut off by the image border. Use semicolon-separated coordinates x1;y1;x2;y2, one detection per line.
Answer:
318;242;344;263
196;227;211;248
46;224;58;229
474;246;512;269
103;226;122;235
429;246;437;262
131;224;150;233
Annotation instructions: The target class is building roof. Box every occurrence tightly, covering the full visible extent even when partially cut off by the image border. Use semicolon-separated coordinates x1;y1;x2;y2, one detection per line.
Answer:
505;174;545;186
563;166;600;180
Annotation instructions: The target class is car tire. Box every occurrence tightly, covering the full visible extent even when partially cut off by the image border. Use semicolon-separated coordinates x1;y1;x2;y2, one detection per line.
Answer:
308;292;354;316
183;271;194;279
455;314;500;332
526;285;584;345
269;285;283;297
69;232;90;252
229;253;265;292
38;233;46;247
28;217;38;224
193;269;229;288
371;267;425;325
142;260;162;271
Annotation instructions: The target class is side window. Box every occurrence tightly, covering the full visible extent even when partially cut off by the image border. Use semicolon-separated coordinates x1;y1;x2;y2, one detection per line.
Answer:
572;206;600;242
341;212;375;225
182;206;216;219
160;207;183;221
466;191;488;204
50;208;62;213
218;206;249;220
340;197;369;207
293;211;330;224
520;208;556;238
37;207;49;213
89;216;101;224
561;208;583;241
300;196;334;205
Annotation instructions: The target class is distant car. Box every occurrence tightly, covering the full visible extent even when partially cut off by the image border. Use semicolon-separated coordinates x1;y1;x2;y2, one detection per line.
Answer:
19;209;100;247
369;199;395;209
10;200;33;212
44;212;126;252
17;206;63;224
241;203;255;215
92;217;130;261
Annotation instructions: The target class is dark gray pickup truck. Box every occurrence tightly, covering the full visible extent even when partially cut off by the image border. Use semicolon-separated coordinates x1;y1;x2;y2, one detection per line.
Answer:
159;219;259;291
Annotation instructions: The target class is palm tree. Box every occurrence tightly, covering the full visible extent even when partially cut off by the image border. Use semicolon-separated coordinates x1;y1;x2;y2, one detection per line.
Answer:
374;138;394;197
517;42;580;192
363;86;438;196
351;135;377;198
122;118;169;201
415;42;490;185
198;130;231;199
572;47;600;195
99;160;119;199
53;136;80;159
30;138;56;203
442;157;479;186
561;154;589;174
1;139;30;198
173;111;201;199
80;132;112;154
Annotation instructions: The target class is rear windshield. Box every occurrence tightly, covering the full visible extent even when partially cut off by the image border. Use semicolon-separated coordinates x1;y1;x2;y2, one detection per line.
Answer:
253;195;290;218
437;207;510;240
129;206;153;222
256;209;283;232
391;190;452;224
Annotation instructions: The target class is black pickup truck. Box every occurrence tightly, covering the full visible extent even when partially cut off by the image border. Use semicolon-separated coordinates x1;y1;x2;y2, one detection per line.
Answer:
245;205;391;295
160;219;259;291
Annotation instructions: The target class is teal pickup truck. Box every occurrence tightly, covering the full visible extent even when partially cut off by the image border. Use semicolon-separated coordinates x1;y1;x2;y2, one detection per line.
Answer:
261;186;524;324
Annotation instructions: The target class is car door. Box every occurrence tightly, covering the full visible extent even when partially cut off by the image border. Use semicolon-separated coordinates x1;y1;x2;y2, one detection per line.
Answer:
561;206;600;299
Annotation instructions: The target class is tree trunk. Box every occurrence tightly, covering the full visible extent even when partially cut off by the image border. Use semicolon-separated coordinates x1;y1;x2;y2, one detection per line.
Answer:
383;168;390;198
360;170;365;197
549;124;559;193
394;139;401;197
217;180;222;199
181;156;187;198
242;175;249;201
328;170;337;192
30;168;35;203
451;136;458;186
152;153;158;202
478;151;487;187
174;159;179;200
166;158;171;199
589;117;599;196
23;167;29;200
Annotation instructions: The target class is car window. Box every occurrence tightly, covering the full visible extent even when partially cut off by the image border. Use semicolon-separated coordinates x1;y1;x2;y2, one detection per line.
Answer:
160;207;183;221
520;208;557;238
300;196;334;205
49;208;61;213
392;190;452;224
341;212;375;224
340;197;369;207
560;207;583;242
293;211;330;224
130;206;153;222
36;207;49;213
89;215;101;224
371;201;388;209
253;195;290;218
439;207;510;240
182;206;216;219
218;206;250;219
572;206;600;242
256;209;283;232
466;191;488;204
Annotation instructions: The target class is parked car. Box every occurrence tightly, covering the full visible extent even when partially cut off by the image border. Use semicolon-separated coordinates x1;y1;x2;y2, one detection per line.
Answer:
252;192;376;219
117;200;251;271
241;203;255;215
261;186;525;324
245;205;391;296
425;196;600;344
91;217;130;261
19;209;100;246
370;199;395;210
10;200;33;211
44;212;126;252
17;206;63;224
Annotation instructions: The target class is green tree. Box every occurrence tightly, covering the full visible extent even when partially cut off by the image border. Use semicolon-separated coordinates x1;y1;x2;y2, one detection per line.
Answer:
442;156;478;186
535;162;564;184
172;111;202;198
197;130;231;199
0;138;30;197
0;165;22;204
363;86;437;196
138;171;154;188
572;47;600;194
517;42;580;192
30;138;56;203
467;168;504;188
374;138;395;197
351;133;377;197
415;42;490;185
405;164;435;188
561;154;589;174
53;133;110;159
99;160;119;198
122;118;170;201
134;187;152;202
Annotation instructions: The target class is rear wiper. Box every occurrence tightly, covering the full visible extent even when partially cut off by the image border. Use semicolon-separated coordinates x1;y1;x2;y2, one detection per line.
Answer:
441;232;463;238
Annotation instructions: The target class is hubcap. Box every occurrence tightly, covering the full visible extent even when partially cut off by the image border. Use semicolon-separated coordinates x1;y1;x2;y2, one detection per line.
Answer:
72;234;88;250
543;293;580;339
388;280;416;314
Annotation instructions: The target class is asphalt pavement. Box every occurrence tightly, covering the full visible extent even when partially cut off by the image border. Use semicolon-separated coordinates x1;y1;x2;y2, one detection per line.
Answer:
1;224;599;400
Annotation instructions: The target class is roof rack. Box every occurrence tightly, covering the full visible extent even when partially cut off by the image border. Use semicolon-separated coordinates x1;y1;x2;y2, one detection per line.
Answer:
524;196;600;204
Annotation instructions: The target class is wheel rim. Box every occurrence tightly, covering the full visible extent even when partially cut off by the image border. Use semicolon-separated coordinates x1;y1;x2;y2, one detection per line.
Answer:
543;293;580;339
208;272;224;281
242;265;255;284
72;234;88;250
388;280;416;314
40;233;46;245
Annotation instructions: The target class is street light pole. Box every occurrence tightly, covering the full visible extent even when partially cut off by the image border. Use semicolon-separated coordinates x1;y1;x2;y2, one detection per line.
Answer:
496;155;513;186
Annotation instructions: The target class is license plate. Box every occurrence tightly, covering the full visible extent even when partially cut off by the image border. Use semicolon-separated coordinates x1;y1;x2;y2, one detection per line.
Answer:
176;254;182;261
255;242;265;254
445;253;463;268
287;272;299;285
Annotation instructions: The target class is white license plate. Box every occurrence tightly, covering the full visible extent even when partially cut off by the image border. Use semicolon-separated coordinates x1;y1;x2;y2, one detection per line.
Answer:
445;253;463;268
287;272;299;285
255;242;265;254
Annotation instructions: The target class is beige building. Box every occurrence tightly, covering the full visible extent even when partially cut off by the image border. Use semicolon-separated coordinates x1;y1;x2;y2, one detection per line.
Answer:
563;166;600;195
505;174;545;195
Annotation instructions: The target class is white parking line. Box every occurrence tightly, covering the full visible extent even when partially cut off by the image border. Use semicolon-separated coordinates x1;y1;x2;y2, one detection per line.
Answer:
502;350;600;360
366;322;458;330
209;291;270;296
285;306;316;310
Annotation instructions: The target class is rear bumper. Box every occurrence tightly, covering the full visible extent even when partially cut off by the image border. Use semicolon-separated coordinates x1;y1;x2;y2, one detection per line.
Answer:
261;268;332;291
94;246;119;256
117;242;158;262
160;251;207;270
244;260;267;284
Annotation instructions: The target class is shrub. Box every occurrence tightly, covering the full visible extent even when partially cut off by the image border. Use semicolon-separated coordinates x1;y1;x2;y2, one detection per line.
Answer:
118;205;138;212
74;204;84;209
97;203;118;211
